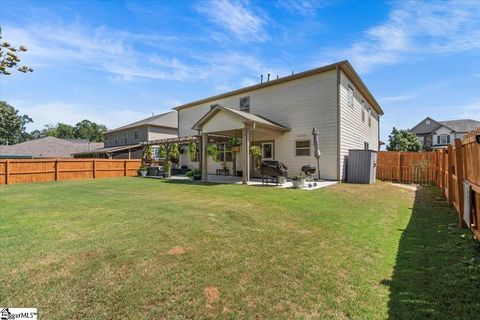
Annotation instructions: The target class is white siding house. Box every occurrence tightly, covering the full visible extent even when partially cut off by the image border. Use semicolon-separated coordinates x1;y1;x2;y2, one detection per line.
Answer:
172;61;383;181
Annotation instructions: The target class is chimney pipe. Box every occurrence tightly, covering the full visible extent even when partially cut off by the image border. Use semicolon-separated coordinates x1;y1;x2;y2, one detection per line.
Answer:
261;74;263;83
267;73;270;82
276;75;279;79
291;71;294;75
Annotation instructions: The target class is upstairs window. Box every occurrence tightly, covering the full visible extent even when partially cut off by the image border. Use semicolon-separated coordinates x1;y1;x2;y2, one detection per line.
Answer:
134;130;139;140
123;132;128;144
368;108;372;127
239;96;250;112
426;120;431;125
364;142;369;150
114;134;118;145
295;140;311;156
348;86;354;108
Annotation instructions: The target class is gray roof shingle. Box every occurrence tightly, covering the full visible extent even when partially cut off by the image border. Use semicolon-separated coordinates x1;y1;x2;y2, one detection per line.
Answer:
106;111;178;134
0;137;104;158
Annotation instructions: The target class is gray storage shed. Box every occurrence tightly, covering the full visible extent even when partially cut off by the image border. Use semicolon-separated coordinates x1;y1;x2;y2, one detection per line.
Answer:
347;150;377;184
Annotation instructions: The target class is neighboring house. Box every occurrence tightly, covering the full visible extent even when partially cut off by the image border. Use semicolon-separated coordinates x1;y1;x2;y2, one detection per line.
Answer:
411;117;480;150
157;60;382;181
0;136;103;158
73;111;178;159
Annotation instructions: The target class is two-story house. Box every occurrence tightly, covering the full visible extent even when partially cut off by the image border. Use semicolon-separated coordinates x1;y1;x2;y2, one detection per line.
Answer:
74;111;178;158
411;117;480;150
146;60;382;182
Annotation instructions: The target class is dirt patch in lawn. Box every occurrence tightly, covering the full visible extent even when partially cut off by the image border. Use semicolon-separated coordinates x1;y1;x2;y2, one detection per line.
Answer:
168;246;186;255
204;286;220;307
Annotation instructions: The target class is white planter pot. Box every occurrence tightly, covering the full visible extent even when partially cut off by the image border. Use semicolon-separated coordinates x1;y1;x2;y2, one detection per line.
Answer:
292;179;305;189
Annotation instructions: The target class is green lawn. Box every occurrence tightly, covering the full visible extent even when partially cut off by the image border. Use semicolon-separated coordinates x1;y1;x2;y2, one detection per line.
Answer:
1;178;479;319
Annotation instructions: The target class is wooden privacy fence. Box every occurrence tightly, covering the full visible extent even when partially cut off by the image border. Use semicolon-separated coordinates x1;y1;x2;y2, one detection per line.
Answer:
377;127;480;239
0;159;141;185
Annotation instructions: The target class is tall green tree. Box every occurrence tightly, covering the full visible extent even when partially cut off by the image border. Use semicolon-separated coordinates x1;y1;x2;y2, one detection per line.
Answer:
387;127;422;152
0;101;32;144
0;28;33;75
73;120;107;142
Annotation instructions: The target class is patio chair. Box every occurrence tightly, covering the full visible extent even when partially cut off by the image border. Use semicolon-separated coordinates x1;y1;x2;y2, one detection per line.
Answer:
260;160;288;185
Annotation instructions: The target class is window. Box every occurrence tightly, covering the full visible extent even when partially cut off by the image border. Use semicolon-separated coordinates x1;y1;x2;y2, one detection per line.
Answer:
217;143;233;162
437;134;450;144
239;96;250;112
134;130;139;140
123;132;128;144
348;86;354;107
426;120;430;125
151;147;159;160
262;142;273;159
364;142;369;150
114;134;118;145
295;140;310;156
368;108;372;127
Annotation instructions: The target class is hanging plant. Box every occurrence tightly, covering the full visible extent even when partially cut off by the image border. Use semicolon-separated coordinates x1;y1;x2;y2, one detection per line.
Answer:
158;145;167;159
189;142;198;162
143;145;152;162
207;144;220;162
249;145;262;159
170;143;179;160
229;137;241;153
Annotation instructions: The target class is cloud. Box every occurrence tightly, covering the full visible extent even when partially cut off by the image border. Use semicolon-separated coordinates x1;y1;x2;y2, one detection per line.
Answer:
457;101;480;120
379;93;416;103
12;100;171;131
195;0;268;42
277;0;330;16
333;1;480;72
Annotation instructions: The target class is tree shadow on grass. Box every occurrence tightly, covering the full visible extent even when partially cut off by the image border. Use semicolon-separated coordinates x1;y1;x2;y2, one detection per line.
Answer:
385;186;480;319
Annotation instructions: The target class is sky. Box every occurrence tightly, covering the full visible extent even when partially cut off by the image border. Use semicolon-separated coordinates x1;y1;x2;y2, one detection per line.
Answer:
1;0;479;143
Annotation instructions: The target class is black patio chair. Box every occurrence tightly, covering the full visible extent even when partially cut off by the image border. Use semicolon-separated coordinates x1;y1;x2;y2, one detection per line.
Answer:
260;160;288;185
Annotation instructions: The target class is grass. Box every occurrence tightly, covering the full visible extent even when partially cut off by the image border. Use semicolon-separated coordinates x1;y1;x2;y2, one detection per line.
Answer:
0;178;478;319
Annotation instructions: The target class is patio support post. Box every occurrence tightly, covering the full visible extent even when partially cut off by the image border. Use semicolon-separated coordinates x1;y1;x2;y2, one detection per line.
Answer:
242;128;250;184
201;132;208;182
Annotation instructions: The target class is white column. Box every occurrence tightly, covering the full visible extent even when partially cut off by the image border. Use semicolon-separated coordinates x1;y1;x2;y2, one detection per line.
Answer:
201;133;208;182
242;128;250;184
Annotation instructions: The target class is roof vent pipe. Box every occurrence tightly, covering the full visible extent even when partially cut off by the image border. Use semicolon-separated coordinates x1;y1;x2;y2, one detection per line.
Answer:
260;74;263;83
291;71;294;75
276;75;279;79
267;73;270;82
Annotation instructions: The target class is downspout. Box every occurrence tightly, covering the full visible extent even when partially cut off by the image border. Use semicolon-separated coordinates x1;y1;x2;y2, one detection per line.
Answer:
336;65;341;181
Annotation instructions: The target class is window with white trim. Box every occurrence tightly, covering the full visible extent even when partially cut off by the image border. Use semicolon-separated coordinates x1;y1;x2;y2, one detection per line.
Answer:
364;142;369;150
348;86;354;108
437;134;450;144
123;132;128;144
134;130;139;140
295;140;310;156
239;96;250;112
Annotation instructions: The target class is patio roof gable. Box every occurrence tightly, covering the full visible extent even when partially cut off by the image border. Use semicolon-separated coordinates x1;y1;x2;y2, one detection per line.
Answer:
192;104;290;133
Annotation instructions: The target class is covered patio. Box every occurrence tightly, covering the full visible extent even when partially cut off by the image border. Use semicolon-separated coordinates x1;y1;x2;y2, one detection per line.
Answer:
192;104;290;184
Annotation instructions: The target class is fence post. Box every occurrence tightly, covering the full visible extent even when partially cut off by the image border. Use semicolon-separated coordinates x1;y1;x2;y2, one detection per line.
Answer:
5;160;10;185
124;160;127;176
447;145;454;205
93;159;96;179
55;159;58;181
454;139;466;228
397;152;401;182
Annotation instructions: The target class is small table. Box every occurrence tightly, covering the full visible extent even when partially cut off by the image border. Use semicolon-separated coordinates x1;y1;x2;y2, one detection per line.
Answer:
216;168;230;176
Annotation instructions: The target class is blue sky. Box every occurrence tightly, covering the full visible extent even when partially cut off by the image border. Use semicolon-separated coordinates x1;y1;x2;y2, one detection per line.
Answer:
1;0;479;143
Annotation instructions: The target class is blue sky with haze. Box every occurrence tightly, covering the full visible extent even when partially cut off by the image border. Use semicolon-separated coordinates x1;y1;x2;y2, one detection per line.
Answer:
1;0;479;143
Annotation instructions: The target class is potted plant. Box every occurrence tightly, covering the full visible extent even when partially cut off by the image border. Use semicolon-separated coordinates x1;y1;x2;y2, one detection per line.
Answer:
163;161;172;178
186;169;202;180
291;174;305;189
138;164;148;177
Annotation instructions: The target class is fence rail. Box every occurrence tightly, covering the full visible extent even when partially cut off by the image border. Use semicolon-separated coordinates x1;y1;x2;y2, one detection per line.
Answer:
377;127;480;240
0;159;141;185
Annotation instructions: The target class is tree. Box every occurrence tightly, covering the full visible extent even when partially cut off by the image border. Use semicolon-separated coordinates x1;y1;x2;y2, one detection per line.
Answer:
387;127;422;152
0;28;33;75
42;123;76;139
73;120;107;142
0;101;32;144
